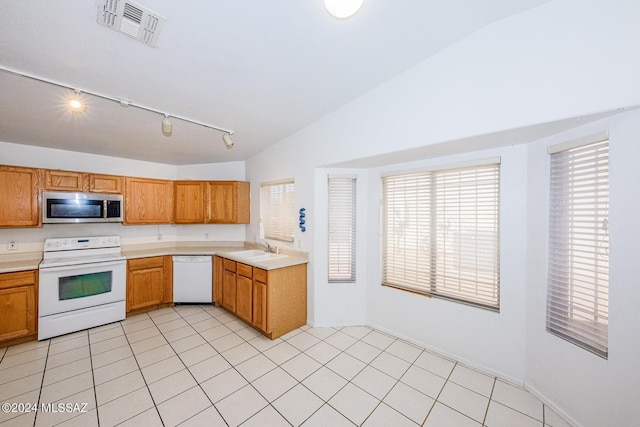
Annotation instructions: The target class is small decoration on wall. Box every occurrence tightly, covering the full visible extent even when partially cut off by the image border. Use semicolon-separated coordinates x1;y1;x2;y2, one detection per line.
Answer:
299;208;306;232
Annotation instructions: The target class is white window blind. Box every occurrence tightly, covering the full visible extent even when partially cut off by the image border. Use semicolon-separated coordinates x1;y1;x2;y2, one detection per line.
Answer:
328;176;356;283
382;162;500;310
260;180;295;242
547;139;609;359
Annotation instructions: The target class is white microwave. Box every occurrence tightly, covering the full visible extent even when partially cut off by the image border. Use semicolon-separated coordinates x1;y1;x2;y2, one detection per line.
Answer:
43;191;124;223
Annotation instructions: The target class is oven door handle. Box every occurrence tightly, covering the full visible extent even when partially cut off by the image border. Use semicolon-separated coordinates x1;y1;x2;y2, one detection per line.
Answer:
40;260;125;273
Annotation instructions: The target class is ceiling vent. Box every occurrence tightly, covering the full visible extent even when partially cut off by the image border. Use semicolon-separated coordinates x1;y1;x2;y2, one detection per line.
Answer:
97;0;165;47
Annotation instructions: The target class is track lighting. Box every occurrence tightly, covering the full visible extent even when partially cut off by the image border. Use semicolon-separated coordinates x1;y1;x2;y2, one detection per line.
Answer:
67;90;86;113
161;114;172;136
324;0;364;19
222;133;235;149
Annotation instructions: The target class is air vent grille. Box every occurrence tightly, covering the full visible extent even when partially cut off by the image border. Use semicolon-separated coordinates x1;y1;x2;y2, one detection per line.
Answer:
97;0;165;47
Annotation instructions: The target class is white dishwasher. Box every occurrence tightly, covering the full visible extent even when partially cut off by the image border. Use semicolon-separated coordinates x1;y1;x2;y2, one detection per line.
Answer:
173;255;213;303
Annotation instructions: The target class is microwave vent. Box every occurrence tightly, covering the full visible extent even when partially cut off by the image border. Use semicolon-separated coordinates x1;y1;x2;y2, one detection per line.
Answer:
97;0;165;47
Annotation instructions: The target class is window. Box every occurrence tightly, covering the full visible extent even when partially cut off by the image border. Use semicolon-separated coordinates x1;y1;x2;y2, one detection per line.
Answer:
382;161;500;310
547;138;609;358
328;176;356;282
260;180;295;242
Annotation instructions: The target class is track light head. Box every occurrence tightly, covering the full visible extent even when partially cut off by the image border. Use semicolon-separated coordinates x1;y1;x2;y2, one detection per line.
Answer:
67;90;86;113
161;114;172;136
222;133;235;149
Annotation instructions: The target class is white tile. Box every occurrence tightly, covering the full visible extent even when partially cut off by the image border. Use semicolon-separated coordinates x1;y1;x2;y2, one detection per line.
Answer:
235;353;277;382
162;325;197;342
141;355;186;384
45;346;90;369
302;404;355;427
0;373;43;401
263;341;301;365
56;409;99;427
129;334;167;354
235;326;262;341
97;386;154;427
210;332;244;353
174;305;205;317
328;383;379;425
324;331;358;351
92;356;138;386
485;400;542;427
305;327;337;340
221;342;259;366
89;325;124;343
544;405;573;427
120;312;150;325
188;354;232;383
413;351;456;379
179;343;218;367
156;318;189;334
156;386;212;427
40;371;94;404
148;369;197;404
304;341;342;365
363;403;419;427
224;319;248;332
4;340;48;357
89;335;129;356
352;366;397;400
116;408;164;427
281;353;322;381
201;368;249;403
251;367;298;402
43;357;91;386
150;310;183;325
326;352;366;381
341;325;372;339
400;365;447;399
273;384;324;426
286;331;321;351
370;351;411;380
178;406;227;427
170;333;207;354
302;366;348;401
1;412;36;427
491;380;543;421
95;370;146;406
183;310;213;325
215;385;268;426
383;381;434;424
0;390;39;424
48;334;88;355
125;326;162;344
133;344;175;368
279;328;303;341
449;364;495;397
35;388;96;427
437;381;489;423
1;357;46;384
242;405;291;427
345;340;382;364
213;312;237;324
91;344;134;369
121;318;155;334
361;330;396;350
248;335;282;352
385;340;422;363
424;402;481;427
0;346;48;369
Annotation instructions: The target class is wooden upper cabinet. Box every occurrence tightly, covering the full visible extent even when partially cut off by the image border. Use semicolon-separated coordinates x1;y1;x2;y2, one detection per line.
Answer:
0;166;41;227
89;174;122;193
174;181;205;224
124;177;173;224
44;169;84;191
205;181;250;224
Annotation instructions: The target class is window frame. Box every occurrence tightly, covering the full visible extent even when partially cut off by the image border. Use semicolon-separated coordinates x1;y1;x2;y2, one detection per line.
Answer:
260;179;295;242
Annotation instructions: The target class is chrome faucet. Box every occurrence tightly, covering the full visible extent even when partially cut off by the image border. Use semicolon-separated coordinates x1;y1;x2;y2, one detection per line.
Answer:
259;241;274;253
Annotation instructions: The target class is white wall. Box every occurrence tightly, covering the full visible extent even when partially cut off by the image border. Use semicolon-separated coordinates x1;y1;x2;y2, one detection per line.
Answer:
525;109;640;427
0;141;248;252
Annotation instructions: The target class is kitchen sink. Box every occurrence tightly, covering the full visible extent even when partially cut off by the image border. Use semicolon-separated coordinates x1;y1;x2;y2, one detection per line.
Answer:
229;249;267;258
228;249;288;262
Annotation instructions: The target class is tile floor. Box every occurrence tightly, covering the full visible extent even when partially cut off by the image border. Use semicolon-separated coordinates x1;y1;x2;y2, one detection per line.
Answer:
0;305;572;427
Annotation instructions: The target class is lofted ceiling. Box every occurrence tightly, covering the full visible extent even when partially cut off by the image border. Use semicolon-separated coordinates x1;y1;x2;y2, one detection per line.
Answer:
0;0;551;165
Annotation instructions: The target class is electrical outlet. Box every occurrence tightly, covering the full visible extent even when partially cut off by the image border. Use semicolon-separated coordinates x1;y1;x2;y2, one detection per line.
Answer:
7;240;17;251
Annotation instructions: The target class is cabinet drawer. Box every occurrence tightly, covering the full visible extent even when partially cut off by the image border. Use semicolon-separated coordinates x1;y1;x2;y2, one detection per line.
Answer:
223;258;236;272
0;270;37;290
237;263;252;278
128;256;164;271
253;268;267;283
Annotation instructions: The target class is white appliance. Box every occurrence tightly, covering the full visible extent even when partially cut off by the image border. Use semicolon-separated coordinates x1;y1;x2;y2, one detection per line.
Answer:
38;236;126;340
173;255;212;303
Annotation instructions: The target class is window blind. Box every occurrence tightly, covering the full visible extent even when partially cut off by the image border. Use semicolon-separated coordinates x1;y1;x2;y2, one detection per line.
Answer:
547;139;609;358
382;162;500;310
260;180;295;242
328;176;356;283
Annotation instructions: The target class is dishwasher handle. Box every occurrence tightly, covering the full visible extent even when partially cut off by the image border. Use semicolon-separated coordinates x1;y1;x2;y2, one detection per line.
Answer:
172;255;212;263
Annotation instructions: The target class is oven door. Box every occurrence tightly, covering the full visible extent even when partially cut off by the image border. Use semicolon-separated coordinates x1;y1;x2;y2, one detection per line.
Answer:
39;260;126;317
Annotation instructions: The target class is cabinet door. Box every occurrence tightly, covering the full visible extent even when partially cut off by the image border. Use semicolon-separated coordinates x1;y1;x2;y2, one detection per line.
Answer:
44;169;85;191
213;256;223;305
174;181;204;223
252;280;269;333
124;177;173;224
0;166;41;227
89;174;122;193
222;269;236;312
236;275;253;323
127;267;164;312
0;270;37;342
205;181;250;224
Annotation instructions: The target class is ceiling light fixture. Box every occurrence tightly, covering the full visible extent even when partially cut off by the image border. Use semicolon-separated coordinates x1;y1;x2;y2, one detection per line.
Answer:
161;114;172;136
324;0;364;19
67;90;86;113
222;133;235;149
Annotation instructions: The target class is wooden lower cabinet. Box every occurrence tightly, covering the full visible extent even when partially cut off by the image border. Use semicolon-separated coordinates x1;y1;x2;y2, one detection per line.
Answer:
214;256;306;339
126;256;172;314
0;270;37;346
